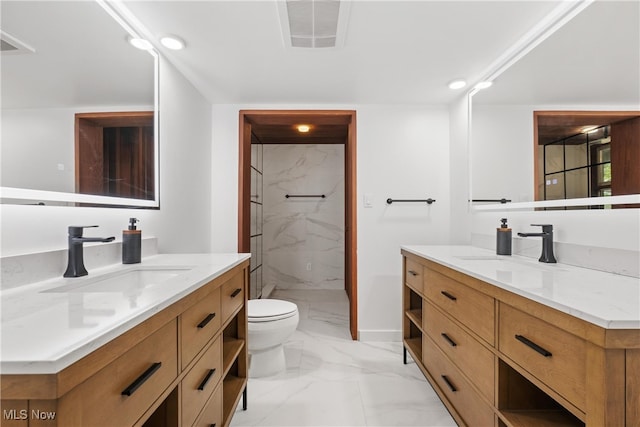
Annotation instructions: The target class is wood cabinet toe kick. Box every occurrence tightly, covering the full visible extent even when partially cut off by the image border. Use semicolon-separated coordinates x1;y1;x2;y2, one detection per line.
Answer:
1;259;250;427
402;250;639;427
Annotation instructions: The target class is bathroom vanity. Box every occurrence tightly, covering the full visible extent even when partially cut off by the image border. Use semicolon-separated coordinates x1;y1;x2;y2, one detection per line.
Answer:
0;253;250;427
401;245;639;427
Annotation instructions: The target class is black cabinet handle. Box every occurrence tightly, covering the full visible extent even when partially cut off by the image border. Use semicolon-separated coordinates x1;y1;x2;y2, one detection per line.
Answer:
121;362;162;396
515;334;552;357
197;313;216;329
441;333;457;347
408;270;418;276
441;375;457;392
197;368;217;391
440;291;457;301
230;288;242;298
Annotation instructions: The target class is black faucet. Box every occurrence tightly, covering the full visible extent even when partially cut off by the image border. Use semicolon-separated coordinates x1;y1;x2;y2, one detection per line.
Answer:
517;224;557;263
64;226;115;278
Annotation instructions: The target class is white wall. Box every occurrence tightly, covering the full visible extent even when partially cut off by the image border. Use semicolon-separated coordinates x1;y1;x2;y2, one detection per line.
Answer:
1;57;212;257
210;104;451;340
471;105;535;203
448;95;472;244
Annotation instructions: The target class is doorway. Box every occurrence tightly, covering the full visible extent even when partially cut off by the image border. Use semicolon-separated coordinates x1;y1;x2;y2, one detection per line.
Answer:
238;110;358;340
75;111;154;199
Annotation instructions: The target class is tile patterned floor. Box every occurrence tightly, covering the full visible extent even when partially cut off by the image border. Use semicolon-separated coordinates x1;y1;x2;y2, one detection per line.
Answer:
231;289;457;427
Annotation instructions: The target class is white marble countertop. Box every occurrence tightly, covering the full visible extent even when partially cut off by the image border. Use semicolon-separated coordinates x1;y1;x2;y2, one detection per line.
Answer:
0;253;250;375
401;245;640;330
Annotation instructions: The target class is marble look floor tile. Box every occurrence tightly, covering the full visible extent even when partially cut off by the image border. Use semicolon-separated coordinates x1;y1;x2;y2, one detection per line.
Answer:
232;289;456;427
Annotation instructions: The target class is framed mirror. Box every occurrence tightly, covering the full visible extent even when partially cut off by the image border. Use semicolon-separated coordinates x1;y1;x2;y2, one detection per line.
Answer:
470;0;639;210
0;0;159;208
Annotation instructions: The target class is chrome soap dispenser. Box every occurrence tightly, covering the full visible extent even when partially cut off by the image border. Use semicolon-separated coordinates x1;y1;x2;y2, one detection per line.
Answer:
496;218;512;255
122;218;141;264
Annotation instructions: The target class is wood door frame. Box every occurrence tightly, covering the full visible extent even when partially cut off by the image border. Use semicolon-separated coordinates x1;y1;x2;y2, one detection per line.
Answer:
75;111;154;199
238;110;358;340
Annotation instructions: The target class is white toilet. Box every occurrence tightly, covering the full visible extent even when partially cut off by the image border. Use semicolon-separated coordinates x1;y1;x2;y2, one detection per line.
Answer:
247;299;299;378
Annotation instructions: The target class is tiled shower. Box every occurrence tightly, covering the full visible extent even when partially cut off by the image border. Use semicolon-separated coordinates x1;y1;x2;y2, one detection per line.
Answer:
250;141;345;299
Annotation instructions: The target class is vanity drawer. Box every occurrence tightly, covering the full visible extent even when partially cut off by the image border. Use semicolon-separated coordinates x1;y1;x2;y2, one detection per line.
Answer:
194;382;223;427
424;301;494;402
405;257;424;295
59;320;178;427
424;268;495;345
423;335;494;427
182;335;223;427
221;271;245;324
499;303;586;410
181;287;221;370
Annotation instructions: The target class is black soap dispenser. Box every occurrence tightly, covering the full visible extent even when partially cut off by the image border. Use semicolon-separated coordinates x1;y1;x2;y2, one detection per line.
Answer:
122;218;141;264
496;218;512;256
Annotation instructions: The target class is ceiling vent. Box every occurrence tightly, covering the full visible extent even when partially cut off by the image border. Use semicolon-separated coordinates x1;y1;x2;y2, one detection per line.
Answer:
278;0;350;49
0;31;35;55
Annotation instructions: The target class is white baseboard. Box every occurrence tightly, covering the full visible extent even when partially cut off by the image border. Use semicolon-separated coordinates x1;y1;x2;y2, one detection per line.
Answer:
357;329;402;342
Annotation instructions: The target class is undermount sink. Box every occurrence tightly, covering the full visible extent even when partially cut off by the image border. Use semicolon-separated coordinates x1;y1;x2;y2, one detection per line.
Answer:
453;255;567;272
454;255;500;261
42;267;192;293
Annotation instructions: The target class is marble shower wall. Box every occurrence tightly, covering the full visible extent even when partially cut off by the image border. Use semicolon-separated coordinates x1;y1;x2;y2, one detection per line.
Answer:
263;144;345;291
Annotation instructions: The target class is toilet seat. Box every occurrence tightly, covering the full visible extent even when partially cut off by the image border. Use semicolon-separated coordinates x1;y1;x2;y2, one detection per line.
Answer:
248;299;298;323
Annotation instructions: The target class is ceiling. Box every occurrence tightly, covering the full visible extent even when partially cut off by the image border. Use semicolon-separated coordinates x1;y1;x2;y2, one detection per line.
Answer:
1;1;154;109
122;0;564;105
473;0;640;106
3;1;636;143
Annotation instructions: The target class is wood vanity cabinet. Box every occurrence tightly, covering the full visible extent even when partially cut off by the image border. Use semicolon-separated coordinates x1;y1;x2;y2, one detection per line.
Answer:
401;250;640;427
0;260;249;427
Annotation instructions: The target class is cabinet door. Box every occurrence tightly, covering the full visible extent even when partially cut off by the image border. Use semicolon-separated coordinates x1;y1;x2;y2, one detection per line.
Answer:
221;272;245;324
405;257;424;295
182;336;223;427
424;268;495;345
423;335;494;426
424;301;494;402
499;303;586;410
194;384;223;427
181;287;221;370
58;320;178;426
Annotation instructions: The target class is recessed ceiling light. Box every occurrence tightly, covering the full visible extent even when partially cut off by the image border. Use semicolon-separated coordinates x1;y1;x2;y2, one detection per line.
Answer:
297;125;311;133
160;35;185;50
475;81;493;90
448;79;467;90
128;36;153;50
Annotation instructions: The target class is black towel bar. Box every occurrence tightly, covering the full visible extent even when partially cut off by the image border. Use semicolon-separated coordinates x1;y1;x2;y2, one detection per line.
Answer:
285;194;326;199
471;198;511;204
386;198;435;205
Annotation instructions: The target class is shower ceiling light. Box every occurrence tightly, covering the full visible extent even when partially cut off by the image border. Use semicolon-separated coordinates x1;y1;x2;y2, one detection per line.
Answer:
297;125;311;133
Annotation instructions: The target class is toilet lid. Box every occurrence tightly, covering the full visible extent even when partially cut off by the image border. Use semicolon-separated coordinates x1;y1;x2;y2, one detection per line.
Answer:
248;299;298;322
